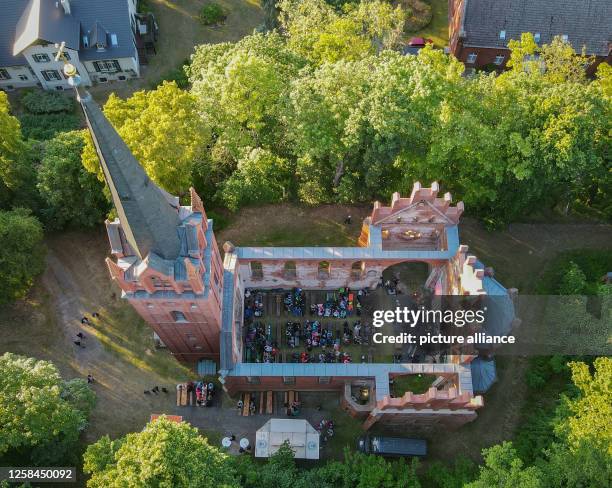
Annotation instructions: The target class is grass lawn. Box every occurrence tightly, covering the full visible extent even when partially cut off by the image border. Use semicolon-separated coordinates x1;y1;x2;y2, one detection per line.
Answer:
392;374;437;396
411;0;449;48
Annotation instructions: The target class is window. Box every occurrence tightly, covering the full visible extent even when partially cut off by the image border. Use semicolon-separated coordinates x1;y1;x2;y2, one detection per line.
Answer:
246;376;260;385
0;69;10;80
499;30;506;40
111;33;118;46
146;303;154;309
283;376;295;385
92;60;121;73
32;53;50;63
534;32;541;43
351;261;364;279
318;376;331;384
171;311;187;322
318;261;330;279
494;55;505;65
83;35;89;48
18;74;28;81
284;261;297;279
118;75;126;81
40;70;61;81
562;34;568;42
250;261;263;280
53;51;70;60
466;53;477;64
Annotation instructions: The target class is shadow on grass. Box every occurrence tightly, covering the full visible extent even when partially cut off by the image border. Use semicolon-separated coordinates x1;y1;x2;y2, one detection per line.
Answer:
86;304;195;380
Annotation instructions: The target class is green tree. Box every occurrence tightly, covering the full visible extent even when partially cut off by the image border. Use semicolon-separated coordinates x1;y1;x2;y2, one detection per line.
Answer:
563;358;611;454
37;131;109;229
466;442;544;488
83;417;237;488
0;91;37;210
220;147;292;210
0;208;45;304
557;261;587;295
0;353;94;464
279;0;405;65
188;32;304;203
538;358;612;488
83;82;209;196
424;457;477;488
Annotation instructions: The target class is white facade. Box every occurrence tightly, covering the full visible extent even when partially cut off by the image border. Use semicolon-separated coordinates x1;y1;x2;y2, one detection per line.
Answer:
0;0;141;91
0;65;37;90
21;43;91;90
1;42;139;91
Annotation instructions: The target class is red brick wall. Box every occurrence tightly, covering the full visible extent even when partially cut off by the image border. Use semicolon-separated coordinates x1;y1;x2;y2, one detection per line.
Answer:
224;375;353;396
454;43;510;70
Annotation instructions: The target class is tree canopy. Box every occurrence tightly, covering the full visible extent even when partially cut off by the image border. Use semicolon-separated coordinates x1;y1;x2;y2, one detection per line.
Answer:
0;208;45;304
0;353;94;464
37;131;109;229
72;6;610;224
82;81;210;197
83;417;237;488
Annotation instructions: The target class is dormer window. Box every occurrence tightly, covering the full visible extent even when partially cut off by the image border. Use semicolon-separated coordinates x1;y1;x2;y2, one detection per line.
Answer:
110;34;118;47
534;32;541;43
499;30;506;40
83;35;89;48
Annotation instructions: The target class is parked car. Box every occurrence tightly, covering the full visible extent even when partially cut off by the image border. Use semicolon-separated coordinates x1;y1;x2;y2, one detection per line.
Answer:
403;37;434;56
357;435;427;457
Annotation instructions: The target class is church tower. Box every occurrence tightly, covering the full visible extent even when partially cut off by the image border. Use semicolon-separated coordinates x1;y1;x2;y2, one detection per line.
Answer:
78;87;224;363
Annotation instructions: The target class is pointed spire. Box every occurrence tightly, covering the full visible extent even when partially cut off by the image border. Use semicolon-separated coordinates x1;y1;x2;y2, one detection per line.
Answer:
78;88;181;260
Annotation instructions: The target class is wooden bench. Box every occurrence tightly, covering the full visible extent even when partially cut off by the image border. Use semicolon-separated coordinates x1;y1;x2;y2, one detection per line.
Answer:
176;384;189;406
284;391;299;414
242;393;251;416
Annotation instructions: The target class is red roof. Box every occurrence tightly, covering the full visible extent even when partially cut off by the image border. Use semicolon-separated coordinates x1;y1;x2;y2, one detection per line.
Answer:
150;414;183;423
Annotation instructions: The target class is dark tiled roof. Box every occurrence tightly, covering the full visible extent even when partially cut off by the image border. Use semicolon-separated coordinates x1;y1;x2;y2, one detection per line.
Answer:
1;0;136;67
79;88;182;261
462;0;612;56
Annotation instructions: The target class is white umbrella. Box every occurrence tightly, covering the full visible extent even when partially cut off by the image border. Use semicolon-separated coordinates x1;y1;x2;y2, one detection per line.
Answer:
239;438;250;449
221;437;232;448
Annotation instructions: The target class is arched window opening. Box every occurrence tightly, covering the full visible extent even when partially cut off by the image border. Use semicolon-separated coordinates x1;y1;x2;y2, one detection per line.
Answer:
351;261;364;279
284;261;297;279
250;261;263;280
318;261;330;279
171;311;187;322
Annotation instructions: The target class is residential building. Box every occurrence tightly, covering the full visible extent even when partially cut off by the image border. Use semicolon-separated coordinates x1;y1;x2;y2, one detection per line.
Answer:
76;77;518;432
449;0;612;74
0;0;140;91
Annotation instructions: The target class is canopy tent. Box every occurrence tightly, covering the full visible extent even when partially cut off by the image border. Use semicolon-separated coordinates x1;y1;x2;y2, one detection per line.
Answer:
255;419;319;459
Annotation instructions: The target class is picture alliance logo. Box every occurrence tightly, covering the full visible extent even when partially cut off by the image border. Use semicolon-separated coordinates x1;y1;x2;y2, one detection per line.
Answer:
372;306;487;328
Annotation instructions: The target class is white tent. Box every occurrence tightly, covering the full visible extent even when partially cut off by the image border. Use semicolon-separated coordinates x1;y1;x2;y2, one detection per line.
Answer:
255;418;320;459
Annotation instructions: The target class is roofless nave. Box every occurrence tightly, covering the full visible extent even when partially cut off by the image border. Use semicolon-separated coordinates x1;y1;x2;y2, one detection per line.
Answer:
74;70;518;432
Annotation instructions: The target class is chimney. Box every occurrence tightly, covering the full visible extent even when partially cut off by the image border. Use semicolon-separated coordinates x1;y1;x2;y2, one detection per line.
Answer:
60;0;71;15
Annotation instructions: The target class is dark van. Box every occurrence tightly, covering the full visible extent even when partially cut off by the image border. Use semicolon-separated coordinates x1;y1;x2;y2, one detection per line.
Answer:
357;435;427;457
